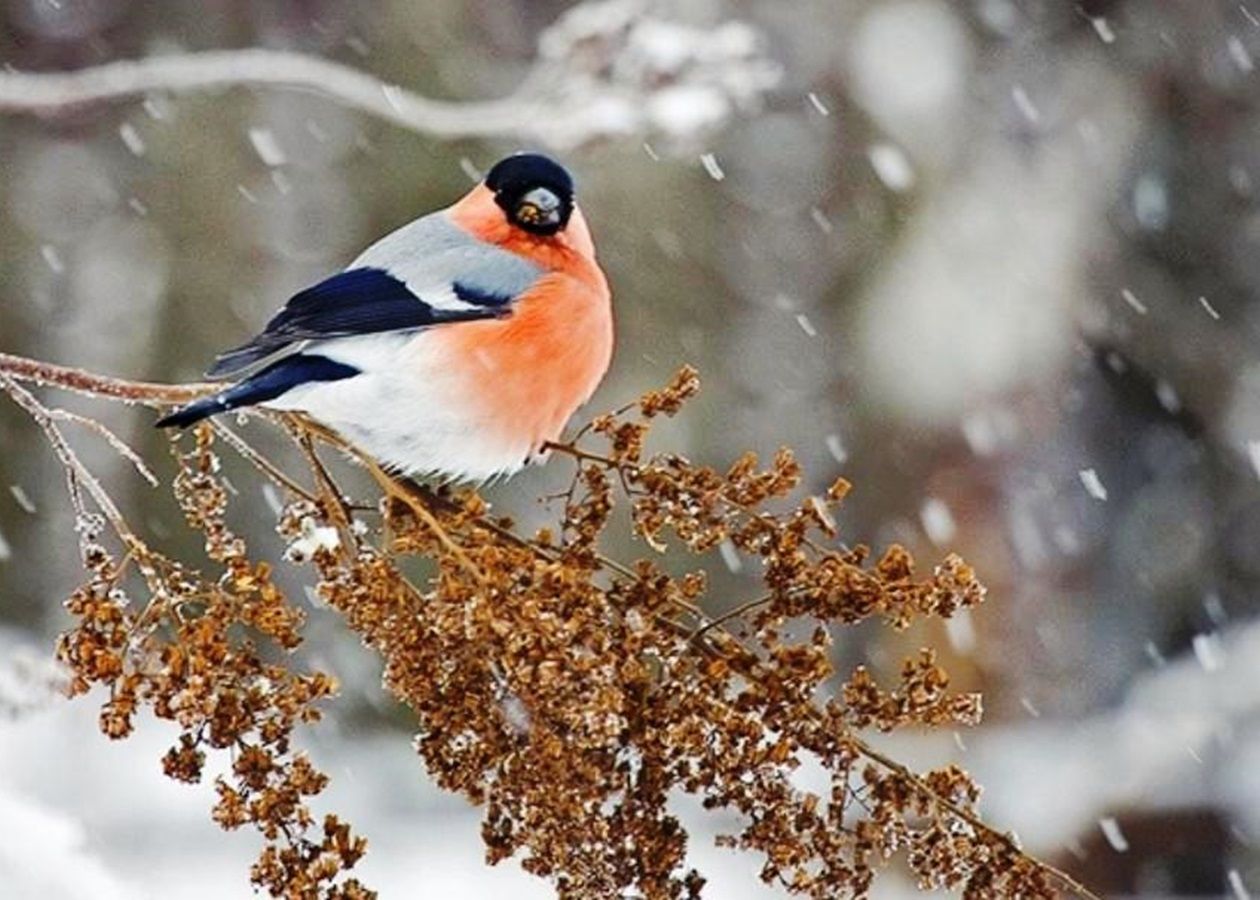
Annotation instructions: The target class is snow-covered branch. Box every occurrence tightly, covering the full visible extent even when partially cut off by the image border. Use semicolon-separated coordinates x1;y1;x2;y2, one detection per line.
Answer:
0;351;211;406
0;1;780;150
0;49;526;137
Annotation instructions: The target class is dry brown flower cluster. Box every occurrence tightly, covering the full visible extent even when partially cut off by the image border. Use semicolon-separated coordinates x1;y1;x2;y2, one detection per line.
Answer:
57;427;371;899
0;351;1099;900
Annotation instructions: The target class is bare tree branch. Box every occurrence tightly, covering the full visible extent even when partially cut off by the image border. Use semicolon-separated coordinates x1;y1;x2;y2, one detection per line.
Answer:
0;351;213;407
0;1;781;150
0;49;543;140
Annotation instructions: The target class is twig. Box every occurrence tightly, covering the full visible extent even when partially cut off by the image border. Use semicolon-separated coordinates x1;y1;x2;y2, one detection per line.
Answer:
209;419;319;504
851;737;1101;900
372;475;489;587
48;407;159;487
288;421;354;530
295;418;490;586
687;592;776;643
0;350;213;406
0;48;546;139
541;442;621;468
0;374;137;545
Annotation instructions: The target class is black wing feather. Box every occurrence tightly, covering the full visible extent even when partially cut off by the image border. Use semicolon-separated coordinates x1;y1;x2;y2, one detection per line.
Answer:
157;355;359;428
208;267;504;378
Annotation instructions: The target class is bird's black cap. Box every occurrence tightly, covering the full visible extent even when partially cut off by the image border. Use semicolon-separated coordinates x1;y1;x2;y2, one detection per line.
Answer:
485;153;575;235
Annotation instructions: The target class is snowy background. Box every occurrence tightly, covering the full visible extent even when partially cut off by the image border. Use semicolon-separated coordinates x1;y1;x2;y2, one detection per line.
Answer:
2;0;1260;897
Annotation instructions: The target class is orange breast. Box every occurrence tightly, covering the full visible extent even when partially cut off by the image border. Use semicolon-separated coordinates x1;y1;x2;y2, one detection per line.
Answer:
439;273;612;450
432;192;614;453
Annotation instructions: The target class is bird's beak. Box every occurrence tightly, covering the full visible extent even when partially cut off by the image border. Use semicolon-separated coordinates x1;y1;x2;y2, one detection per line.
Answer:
516;187;563;228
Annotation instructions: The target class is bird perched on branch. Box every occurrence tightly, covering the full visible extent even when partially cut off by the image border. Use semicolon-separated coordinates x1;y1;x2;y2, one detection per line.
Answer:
157;153;613;482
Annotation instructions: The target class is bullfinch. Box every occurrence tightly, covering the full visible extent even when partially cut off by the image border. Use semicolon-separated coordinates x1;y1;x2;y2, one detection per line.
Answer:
157;153;614;482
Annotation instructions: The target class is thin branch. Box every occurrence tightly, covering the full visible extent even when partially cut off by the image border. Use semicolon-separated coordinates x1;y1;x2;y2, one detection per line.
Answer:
48;408;159;487
0;374;137;545
209;419;319;504
288;420;355;532
543;441;620;469
296;417;490;586
850;737;1101;900
0;48;547;139
688;592;775;643
0;351;213;406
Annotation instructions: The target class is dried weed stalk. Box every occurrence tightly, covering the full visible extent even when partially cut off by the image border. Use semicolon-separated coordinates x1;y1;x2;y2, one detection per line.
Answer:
0;350;1097;900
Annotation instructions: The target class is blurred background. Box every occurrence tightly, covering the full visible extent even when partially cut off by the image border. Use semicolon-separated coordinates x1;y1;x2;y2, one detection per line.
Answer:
2;0;1260;897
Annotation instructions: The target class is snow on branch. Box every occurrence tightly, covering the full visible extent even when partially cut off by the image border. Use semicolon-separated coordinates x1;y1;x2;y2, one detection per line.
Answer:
0;0;781;150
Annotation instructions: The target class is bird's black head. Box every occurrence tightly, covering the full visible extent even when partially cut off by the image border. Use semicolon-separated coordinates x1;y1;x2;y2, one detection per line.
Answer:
485;153;575;236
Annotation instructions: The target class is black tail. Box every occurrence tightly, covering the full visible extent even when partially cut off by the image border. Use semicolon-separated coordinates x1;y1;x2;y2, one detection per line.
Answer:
155;394;232;428
155;355;360;429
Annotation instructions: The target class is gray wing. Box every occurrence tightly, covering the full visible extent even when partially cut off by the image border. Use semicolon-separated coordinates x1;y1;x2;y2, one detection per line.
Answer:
351;212;542;312
209;213;542;378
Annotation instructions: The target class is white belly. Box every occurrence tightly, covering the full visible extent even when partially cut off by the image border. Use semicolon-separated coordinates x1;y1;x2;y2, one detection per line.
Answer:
263;334;534;482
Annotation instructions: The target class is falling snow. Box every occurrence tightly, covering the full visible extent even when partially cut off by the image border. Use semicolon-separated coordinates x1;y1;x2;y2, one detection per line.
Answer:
1247;441;1260;480
1011;84;1040;124
499;693;531;735
1230;869;1252;900
261;484;283;516
699;152;725;181
867;142;916;192
1204;592;1228;627
824;434;848;466
960;409;1017;456
141;96;168;120
39;245;64;274
1079;468;1108;501
8;487;35;515
1090;17;1116;44
247;127;287;167
920;497;957;545
1192;632;1223;672
2;4;1259;897
1098;817;1130;853
807;495;836;533
1120;287;1148;314
1154;379;1181;413
1228;35;1256;72
458;157;481;182
118;123;145;156
1133;173;1169;230
944;609;976;654
718;539;742;574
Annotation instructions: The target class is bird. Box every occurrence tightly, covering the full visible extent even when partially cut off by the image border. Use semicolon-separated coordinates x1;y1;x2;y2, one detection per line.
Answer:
156;153;614;483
